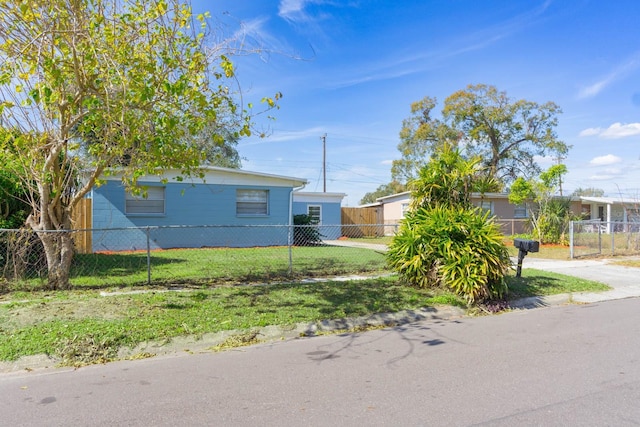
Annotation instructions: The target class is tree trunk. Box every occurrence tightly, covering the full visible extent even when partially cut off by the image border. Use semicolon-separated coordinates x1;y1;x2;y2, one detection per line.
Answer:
40;231;75;290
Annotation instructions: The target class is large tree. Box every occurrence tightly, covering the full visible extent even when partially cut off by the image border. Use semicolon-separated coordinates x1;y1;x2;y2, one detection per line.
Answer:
0;0;279;289
391;96;461;184
392;84;568;185
359;180;406;205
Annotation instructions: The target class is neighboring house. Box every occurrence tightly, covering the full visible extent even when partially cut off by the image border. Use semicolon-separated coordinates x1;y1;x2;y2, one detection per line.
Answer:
374;191;411;236
292;191;346;240
87;166;308;252
375;191;411;226
579;196;640;232
373;191;544;236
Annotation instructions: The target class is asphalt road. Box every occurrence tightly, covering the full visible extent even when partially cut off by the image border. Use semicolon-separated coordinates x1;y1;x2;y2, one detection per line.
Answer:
2;298;640;426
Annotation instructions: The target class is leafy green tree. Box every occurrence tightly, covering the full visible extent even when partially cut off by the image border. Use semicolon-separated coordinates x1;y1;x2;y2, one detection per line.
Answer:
391;97;462;183
193;127;243;169
359;181;406;205
0;0;280;289
392;84;568;185
0;151;30;229
509;164;573;244
387;145;511;304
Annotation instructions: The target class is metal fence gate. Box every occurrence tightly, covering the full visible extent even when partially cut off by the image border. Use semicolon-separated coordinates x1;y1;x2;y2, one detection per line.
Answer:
570;220;640;258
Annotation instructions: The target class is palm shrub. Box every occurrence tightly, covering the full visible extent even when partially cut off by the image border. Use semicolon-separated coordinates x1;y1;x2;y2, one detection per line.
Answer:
387;204;511;303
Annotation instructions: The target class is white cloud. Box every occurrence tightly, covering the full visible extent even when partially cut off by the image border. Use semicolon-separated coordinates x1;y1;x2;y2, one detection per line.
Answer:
590;172;623;181
278;0;330;24
578;123;640;139
590;168;624;181
380;159;394;165
578;51;640;98
600;123;640;138
590;154;622;166
279;0;305;16
578;127;602;137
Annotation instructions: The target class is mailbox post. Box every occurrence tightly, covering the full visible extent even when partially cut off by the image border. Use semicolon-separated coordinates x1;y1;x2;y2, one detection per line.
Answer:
513;238;540;278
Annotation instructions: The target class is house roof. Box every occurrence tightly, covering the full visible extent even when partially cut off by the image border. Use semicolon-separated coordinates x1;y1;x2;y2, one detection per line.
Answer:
376;191;411;203
375;190;582;204
580;196;640;205
100;166;308;188
357;201;382;208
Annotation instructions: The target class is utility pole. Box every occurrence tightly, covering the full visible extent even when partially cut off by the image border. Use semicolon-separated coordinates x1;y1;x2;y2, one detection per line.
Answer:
555;155;565;196
321;133;327;192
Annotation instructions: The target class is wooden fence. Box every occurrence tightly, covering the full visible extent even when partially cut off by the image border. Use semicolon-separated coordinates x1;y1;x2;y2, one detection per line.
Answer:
341;207;384;237
72;198;92;254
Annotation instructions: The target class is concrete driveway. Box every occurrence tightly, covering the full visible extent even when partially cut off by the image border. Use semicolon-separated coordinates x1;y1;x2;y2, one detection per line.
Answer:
519;256;640;303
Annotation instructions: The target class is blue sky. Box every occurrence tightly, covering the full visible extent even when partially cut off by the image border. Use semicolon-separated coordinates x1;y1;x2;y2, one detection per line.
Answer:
195;0;640;206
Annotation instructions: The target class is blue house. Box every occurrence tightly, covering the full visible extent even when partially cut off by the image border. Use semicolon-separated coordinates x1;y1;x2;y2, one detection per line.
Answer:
88;166;308;252
292;191;346;240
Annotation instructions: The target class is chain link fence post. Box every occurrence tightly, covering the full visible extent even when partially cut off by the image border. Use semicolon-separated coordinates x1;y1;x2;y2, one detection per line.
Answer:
569;221;574;259
146;226;151;285
610;222;615;256
288;223;293;275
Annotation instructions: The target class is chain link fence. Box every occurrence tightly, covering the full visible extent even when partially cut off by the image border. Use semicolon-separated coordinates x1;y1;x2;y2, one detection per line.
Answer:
1;225;395;289
570;220;640;258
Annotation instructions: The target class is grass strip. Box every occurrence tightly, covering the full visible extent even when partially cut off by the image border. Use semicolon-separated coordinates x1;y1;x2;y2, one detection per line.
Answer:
0;277;463;363
0;268;610;365
506;268;610;299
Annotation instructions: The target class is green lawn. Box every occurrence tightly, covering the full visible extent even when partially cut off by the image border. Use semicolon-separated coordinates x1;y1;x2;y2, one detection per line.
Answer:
0;239;613;367
506;268;610;298
7;245;388;290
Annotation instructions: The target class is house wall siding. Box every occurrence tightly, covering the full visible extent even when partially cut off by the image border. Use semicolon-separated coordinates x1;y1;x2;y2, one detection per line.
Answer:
382;199;409;224
293;200;342;239
91;180;293;251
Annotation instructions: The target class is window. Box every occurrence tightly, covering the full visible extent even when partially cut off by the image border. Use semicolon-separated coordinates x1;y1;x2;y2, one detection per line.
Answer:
401;203;410;217
514;204;527;218
125;186;165;214
236;189;268;215
581;205;591;220
479;200;493;214
307;205;321;224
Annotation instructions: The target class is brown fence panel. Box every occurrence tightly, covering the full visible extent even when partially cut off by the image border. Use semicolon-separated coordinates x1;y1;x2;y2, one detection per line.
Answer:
72;198;92;254
495;218;530;236
341;207;382;237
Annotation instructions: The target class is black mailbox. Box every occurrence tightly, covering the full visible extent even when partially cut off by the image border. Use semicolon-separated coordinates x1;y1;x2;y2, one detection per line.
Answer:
514;238;539;253
513;239;540;278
